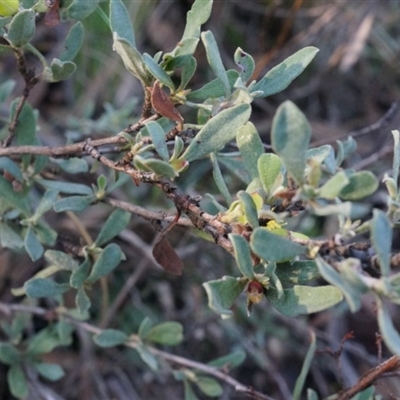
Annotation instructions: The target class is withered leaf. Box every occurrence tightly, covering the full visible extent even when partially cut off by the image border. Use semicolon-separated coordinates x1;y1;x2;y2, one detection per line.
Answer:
152;236;184;275
44;0;60;28
148;81;184;130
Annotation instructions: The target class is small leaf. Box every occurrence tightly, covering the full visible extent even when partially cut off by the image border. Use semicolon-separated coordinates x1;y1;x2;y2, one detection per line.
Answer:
0;79;16;103
146;121;169;161
196;376;223;397
276;261;320;284
24;226;44;261
112;34;149;84
208;349;246;368
377;299;400;354
187;69;239;100
70;258;90;289
152;236;184;275
24;278;69;298
38;178;92;195
319;171;350;199
93;329;128;347
136;343;158;371
12;100;36;146
181;103;251;162
33;190;58;221
95;208;131;247
203;276;247;318
86;243;123;283
336;136;357;167
201;31;230;97
266;285;343;316
76;286;91;314
34;363;65;381
8;365;28;399
138;317;153;340
110;0;136;48
7;10;35;47
0;222;24;250
371;209;392;277
60;21;84;61
251;47;319;97
0;343;20;365
51;157;88;174
210;152;232;205
44;59;77;82
257;153;282;196
271;101;311;185
146;322;184;346
184;380;200;400
64;0;99;20
251;228;306;263
238;190;259;228
234;47;255;84
0;156;23;182
179;56;197;90
182;0;213;40
339;171;378;200
44;250;79;271
236;122;264;180
53;195;95;213
143;53;175;90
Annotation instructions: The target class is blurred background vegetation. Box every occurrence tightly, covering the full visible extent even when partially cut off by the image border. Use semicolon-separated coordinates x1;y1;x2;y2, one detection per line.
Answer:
1;0;400;398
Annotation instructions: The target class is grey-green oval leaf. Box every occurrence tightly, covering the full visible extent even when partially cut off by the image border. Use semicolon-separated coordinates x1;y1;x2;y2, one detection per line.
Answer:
7;10;35;48
53;195;95;213
93;329;128;348
339;171;378;200
258;153;282;196
34;363;65;381
44;250;79;271
146;121;169;161
251;227;306;263
95;208;131;247
8;365;28;399
271;101;311;185
110;0;136;48
229;234;254;279
24;278;69;298
251;47;319;97
371;209;392;277
25;226;44;262
143;53;175;90
196;376;223;397
60;22;84;62
145;322;183;346
181;103;251;162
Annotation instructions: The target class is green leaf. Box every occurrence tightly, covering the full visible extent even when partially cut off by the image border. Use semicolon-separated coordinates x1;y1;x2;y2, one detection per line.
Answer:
44;250;79;271
43;59;77;82
315;256;361;312
251;47;319;97
293;332;316;400
86;243;123;283
257;153;282;196
37;178;92;195
136;343;158;371
210;152;232;205
60;21;84;61
146;121;169;161
208;349;246;368
267;285;343;316
145;322;183;346
313;201;370;219
201;31;230;97
76;286;91;315
238;190;259;228
336;136;357;167
0;222;24;250
0;343;20;365
34;363;65;381
8;365;28;399
0;157;22;182
53;195;95;213
179;56;197;90
371;209;392;277
33;190;58;219
93;329;128;347
0;79;16;104
187;69;239;100
339;171;378;200
251;228;306;263
234;47;255;84
95;208;131;247
112;35;149;85
64;0;99;20
143;53;175;90
236;122;264;180
276;261;320;284
110;0;136;48
7;10;35;47
182;0;213;40
24;226;44;261
181;103;251;162
319;171;350;199
11;100;36;146
377;300;400;354
24;278;69;298
70;258;90;289
138;317;153;340
184;380;200;400
203;276;247;318
271;101;311;185
51;157;89;174
26;326;63;354
134;156;177;179
196;376;223;397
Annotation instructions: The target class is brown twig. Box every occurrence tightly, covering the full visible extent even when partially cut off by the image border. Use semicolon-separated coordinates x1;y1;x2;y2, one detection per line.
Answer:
336;355;400;400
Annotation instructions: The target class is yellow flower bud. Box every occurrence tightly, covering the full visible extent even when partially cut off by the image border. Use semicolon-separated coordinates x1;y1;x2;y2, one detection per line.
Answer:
0;0;20;17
